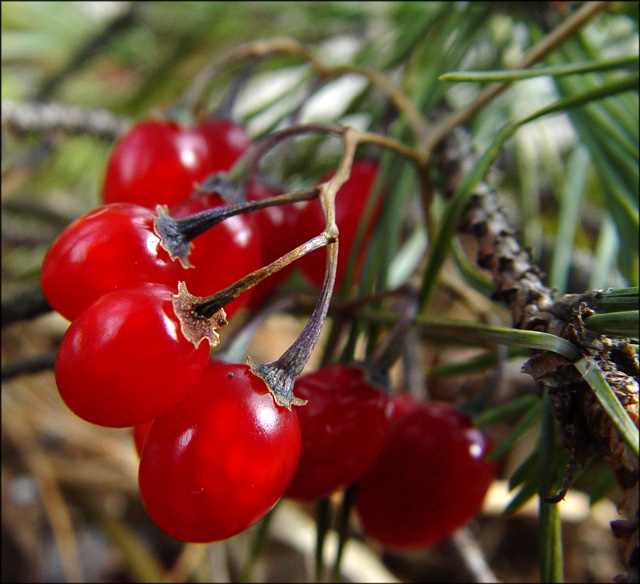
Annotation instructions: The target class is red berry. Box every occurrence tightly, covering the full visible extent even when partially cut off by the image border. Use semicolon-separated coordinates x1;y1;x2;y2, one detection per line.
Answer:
284;364;390;501
102;118;250;209
298;159;382;289
388;393;420;424
41;203;186;321
138;362;301;543
196;117;252;170
169;192;263;316
133;420;154;457
132;357;225;457
244;181;305;307
354;402;497;549
54;283;210;428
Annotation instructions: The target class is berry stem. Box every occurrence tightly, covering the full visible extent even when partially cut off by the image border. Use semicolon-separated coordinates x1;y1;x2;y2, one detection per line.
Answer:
153;186;320;267
364;285;419;380
250;240;339;408
216;295;296;364
214;121;419;204
206;56;264;120
192;233;334;319
247;126;368;407
178;37;431;142
270;75;327;176
222;122;347;202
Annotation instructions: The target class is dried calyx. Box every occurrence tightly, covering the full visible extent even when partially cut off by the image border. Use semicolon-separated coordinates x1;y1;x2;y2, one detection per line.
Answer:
153;186;318;268
171;281;228;349
153;123;346;267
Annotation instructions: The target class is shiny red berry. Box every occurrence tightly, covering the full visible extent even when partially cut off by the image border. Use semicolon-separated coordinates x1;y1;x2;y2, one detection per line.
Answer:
169;192;263;316
102;118;250;209
298;159;382;289
284;364;390;501
133;420;154;457
354;402;497;549
196;117;252;170
244;181;305;307
54;283;210;428
387;393;420;424
138;362;301;543
132;357;225;457
41;203;185;321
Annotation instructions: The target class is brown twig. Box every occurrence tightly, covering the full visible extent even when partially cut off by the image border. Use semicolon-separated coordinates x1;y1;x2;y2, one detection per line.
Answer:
441;122;638;582
1;286;53;328
1;351;58;382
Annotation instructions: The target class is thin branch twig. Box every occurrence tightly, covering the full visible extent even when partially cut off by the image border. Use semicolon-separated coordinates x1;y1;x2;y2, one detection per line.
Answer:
2;100;131;140
1;286;53;328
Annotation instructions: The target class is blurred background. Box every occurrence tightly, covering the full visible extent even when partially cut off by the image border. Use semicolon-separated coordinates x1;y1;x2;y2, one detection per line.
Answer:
2;2;638;582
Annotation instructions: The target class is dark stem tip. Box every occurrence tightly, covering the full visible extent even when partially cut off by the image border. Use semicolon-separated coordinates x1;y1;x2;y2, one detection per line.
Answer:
153;205;193;268
196;171;247;204
248;357;308;410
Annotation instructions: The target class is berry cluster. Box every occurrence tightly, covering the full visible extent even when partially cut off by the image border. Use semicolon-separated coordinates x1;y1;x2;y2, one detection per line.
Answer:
282;365;497;548
41;115;309;540
42;102;495;546
355;396;497;549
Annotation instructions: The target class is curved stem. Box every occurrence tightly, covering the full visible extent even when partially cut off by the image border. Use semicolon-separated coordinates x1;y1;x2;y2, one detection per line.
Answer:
226;123;347;196
216;295;297;364
206;56;264;120
162;121;418;261
179;37;430;143
365;285;419;378
206;122;419;207
250;240;339;408
193;233;333;319
153;187;320;266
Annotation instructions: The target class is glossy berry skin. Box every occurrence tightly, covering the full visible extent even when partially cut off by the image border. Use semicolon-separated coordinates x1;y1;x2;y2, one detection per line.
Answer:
55;283;210;428
298;159;382;289
387;393;420;424
169;192;263;316
102;118;251;209
41;203;185;321
284;364;390;501
133;420;154;457
132;357;224;457
354;402;497;549
197;118;252;168
138;362;302;543
245;181;305;307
